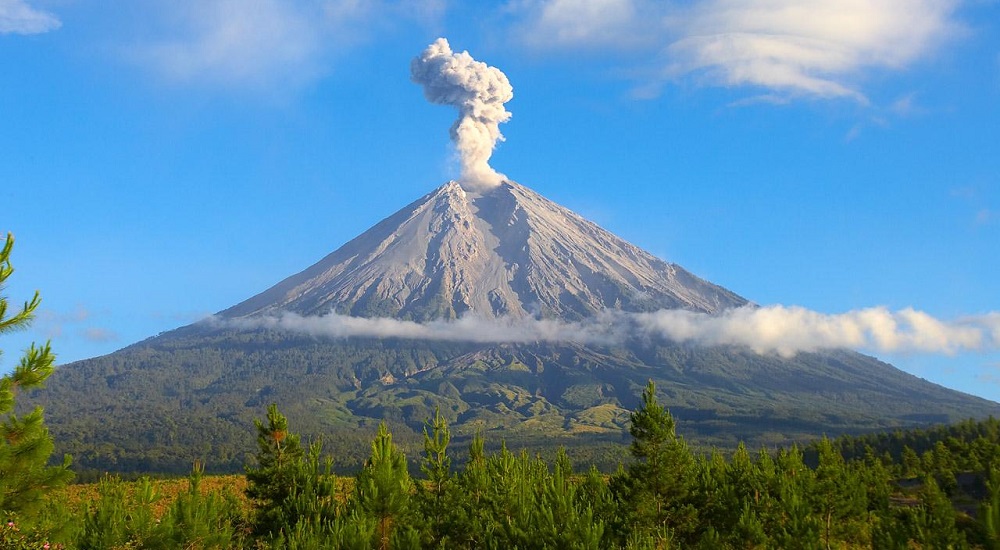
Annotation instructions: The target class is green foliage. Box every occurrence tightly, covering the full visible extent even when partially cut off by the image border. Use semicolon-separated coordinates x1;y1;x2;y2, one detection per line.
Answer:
352;422;416;549
21;350;1000;548
415;407;456;547
76;476;166;549
914;476;968;549
982;466;1000;549
160;463;244;548
812;437;868;546
245;403;337;539
0;233;73;538
0;515;65;549
615;380;696;544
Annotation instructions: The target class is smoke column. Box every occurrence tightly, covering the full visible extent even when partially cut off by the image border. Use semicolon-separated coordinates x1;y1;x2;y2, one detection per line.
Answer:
411;38;513;192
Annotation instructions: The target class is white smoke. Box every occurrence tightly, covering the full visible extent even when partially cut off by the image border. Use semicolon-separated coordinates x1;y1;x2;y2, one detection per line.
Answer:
212;305;1000;357
411;38;514;192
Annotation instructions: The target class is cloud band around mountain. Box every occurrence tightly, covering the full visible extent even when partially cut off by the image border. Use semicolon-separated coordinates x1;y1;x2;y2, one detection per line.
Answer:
213;305;1000;357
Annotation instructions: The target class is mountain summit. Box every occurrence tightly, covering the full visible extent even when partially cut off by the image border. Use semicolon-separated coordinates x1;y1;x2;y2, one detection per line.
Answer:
223;180;746;322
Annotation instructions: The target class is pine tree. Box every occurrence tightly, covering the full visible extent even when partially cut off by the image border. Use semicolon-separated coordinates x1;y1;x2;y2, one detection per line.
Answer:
352;422;415;550
811;437;866;549
245;403;336;538
618;380;697;544
415;407;455;547
981;466;1000;549
162;463;240;548
0;233;73;524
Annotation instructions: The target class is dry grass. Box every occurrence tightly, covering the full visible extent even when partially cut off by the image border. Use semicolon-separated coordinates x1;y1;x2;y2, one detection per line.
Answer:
53;474;358;519
54;475;250;518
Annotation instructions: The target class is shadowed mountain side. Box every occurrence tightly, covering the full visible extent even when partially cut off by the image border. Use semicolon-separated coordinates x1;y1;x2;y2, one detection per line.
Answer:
31;327;999;474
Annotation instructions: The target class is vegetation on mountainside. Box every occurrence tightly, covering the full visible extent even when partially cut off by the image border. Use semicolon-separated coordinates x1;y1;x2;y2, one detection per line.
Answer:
10;386;1000;548
29;326;999;475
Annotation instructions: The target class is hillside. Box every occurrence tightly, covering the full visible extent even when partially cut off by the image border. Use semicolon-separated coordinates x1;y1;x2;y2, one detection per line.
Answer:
34;326;999;473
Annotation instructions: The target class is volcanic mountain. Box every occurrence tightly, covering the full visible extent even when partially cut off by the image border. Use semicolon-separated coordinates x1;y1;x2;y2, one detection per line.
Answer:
31;180;1000;474
221;180;745;321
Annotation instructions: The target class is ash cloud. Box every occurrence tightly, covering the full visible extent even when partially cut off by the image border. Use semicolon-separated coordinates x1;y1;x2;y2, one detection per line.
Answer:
213;305;1000;357
411;38;514;192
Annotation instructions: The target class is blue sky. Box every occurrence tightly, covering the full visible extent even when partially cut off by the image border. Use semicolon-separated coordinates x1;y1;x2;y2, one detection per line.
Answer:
2;0;999;400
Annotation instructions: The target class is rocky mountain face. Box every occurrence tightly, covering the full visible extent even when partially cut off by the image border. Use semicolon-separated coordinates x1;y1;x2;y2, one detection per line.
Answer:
222;180;746;322
29;180;1000;474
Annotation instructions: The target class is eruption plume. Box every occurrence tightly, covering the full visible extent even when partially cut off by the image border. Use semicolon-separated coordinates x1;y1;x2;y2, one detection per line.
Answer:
411;38;513;192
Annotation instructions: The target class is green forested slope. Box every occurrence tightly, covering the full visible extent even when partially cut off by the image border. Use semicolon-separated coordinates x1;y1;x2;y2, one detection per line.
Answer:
30;325;1000;474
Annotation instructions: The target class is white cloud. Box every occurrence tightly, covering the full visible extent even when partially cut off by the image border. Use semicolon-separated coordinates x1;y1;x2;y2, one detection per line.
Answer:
0;0;60;34
216;311;627;346
136;0;329;89
511;0;961;102
889;92;927;117
951;184;998;225
513;0;654;50
131;0;443;91
213;304;1000;358
31;306;117;344
82;327;118;343
33;306;91;339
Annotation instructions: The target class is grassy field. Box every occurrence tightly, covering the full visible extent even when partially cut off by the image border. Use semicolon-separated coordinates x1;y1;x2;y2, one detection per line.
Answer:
54;474;362;518
53;475;252;519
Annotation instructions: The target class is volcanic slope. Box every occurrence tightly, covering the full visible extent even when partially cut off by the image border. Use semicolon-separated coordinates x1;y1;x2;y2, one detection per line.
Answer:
32;181;1000;473
222;180;746;321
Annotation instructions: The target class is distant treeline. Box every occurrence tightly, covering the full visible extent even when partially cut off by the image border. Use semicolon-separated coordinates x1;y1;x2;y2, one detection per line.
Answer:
7;381;1000;548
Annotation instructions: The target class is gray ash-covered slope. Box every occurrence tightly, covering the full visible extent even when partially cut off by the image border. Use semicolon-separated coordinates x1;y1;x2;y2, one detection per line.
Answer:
222;180;745;321
31;180;1000;474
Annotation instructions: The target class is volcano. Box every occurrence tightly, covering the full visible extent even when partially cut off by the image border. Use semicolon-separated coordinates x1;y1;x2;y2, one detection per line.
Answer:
32;181;1000;474
222;180;745;321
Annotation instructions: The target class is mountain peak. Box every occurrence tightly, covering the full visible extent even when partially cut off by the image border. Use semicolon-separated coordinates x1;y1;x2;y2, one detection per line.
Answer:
222;180;747;321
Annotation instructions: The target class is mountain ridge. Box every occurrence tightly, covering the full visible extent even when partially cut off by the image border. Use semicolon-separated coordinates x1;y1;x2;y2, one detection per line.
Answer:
222;180;747;322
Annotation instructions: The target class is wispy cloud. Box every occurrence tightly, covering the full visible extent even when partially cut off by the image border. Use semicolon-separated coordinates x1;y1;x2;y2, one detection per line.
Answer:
977;209;998;225
889;92;928;117
82;327;118;343
136;0;328;89
213;305;1000;358
951;184;998;225
510;0;657;51
31;306;118;344
976;361;1000;386
33;306;91;339
510;0;961;103
130;0;443;91
0;0;60;34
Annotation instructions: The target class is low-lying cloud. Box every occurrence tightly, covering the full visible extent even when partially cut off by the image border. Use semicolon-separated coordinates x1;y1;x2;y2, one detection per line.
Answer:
212;305;1000;358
